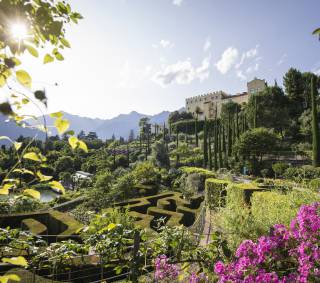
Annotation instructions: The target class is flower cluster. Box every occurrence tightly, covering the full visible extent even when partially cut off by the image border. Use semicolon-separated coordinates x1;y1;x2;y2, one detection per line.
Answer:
154;255;179;281
214;202;320;283
188;272;209;283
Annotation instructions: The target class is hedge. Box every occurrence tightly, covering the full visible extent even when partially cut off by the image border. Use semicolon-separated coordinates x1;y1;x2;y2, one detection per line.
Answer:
21;218;48;235
180;166;216;179
111;192;204;232
0;210;82;242
205;178;230;209
251;189;320;235
226;183;266;206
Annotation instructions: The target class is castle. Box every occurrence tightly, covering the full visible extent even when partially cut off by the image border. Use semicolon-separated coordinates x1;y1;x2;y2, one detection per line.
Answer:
185;78;267;120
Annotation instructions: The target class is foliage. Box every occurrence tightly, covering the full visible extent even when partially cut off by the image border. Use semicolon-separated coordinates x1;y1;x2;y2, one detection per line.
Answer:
214;202;320;282
205;178;230;209
272;162;289;178
132;161;160;185
152;141;170;169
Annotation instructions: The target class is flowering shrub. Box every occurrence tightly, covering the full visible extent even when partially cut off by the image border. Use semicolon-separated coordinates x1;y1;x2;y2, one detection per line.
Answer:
214;202;320;282
154;255;179;282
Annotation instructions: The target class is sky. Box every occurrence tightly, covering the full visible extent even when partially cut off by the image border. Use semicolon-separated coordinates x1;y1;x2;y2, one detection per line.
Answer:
15;0;320;119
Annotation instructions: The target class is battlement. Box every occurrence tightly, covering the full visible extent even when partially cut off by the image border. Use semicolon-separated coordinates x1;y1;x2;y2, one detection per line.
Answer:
185;91;226;103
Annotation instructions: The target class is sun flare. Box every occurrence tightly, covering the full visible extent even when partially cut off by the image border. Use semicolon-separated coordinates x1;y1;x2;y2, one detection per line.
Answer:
10;23;28;40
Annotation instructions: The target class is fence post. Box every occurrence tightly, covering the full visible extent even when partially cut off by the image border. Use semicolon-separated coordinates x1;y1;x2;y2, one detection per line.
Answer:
100;254;104;281
131;230;141;283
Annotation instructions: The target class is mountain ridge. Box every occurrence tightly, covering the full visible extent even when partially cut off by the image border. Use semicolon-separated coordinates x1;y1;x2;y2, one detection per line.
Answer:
3;110;172;141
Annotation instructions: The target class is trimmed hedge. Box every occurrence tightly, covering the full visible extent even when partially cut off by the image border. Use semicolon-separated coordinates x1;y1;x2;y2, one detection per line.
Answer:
112;192;204;232
21;218;48;235
180;167;216;179
205;178;230;209
226;183;267;206
251;189;320;235
0;210;82;241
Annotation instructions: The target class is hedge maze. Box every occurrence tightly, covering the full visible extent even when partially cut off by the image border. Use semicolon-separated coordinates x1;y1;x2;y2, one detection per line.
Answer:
0;210;82;243
113;192;205;232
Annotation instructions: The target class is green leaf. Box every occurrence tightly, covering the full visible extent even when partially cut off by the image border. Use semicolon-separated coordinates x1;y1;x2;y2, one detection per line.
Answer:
68;136;88;153
312;28;320;35
16;70;32;88
0;187;9;195
0;75;6;87
0;102;13;115
22;98;29;104
43;54;54;64
13;142;22;151
13;169;34;176
23;152;42;162
0;274;20;283
48;181;65;194
26;44;39;57
107;223;117;231
24;189;41;200
34;90;47;105
54;118;70;135
50;111;63;118
78;140;88;153
60;38;71;48
37;171;53;181
68;136;78;150
2;256;28;267
54;51;64;61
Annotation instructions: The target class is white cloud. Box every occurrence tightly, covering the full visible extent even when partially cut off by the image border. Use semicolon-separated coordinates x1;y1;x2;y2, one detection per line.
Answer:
152;56;211;87
246;63;259;74
236;70;247;81
203;37;211;52
160;40;174;49
235;45;259;69
277;53;287;65
173;0;183;6
153;40;174;49
215;47;239;74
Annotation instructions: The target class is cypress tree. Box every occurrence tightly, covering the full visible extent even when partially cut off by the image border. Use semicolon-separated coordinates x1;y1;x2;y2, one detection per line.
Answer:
195;118;199;147
227;114;232;157
176;129;179;166
253;95;257;128
208;128;212;170
203;118;208;168
222;124;228;168
214;119;218;170
311;76;320;167
218;121;223;168
236;107;239;139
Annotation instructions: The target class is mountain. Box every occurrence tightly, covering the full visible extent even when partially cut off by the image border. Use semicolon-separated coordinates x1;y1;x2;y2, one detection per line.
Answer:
26;110;171;140
0;115;46;145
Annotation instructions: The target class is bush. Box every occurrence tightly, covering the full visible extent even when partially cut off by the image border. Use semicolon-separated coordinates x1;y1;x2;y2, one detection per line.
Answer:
215;202;320;282
132;161;160;185
272;162;289;178
309;178;320;192
216;185;320;252
205;178;230;209
284;165;320;181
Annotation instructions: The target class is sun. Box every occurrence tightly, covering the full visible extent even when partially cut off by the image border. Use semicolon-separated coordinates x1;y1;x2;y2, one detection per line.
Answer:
10;23;28;41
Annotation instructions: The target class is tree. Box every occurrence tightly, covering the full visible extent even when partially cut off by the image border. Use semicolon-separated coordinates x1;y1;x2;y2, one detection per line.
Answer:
246;85;290;136
55;155;74;175
168;111;193;124
94;171;113;193
311;76;320;167
283;68;305;119
152;141;170;169
128;129;135;142
234;127;279;174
